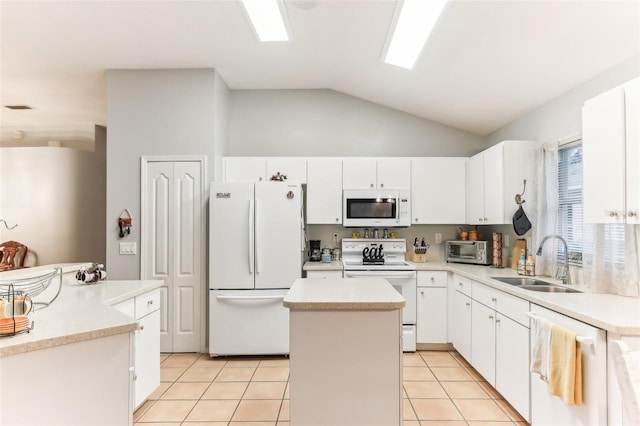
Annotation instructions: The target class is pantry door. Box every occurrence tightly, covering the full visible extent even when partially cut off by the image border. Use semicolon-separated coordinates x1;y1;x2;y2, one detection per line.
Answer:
142;157;206;353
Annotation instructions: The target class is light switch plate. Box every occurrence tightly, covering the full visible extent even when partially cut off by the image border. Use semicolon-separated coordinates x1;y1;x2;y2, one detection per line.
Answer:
435;233;442;244
119;242;137;255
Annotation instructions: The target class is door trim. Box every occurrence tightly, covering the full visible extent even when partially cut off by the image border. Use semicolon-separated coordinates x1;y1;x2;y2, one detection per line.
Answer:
141;155;208;353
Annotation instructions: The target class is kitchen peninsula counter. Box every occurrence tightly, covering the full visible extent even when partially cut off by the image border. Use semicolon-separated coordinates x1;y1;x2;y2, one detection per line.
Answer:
285;278;404;426
0;264;162;357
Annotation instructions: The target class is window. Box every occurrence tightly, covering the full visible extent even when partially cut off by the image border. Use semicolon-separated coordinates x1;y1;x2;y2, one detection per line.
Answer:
557;142;583;264
557;141;626;265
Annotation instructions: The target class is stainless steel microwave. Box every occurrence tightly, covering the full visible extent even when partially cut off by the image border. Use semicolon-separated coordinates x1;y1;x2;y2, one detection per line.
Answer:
343;189;411;228
446;240;492;265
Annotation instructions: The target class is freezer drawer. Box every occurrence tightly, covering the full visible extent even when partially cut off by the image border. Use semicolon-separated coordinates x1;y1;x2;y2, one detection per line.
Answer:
209;289;289;356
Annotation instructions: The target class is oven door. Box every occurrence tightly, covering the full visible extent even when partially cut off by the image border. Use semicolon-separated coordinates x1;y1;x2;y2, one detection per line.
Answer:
342;270;416;324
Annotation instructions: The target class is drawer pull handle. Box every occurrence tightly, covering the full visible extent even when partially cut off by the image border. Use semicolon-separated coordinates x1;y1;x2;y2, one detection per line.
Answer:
148;300;154;305
139;325;145;331
465;302;470;306
488;315;494;320
491;297;497;302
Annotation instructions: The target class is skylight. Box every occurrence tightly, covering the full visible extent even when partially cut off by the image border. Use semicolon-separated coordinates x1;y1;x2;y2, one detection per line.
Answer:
241;0;289;42
384;0;448;69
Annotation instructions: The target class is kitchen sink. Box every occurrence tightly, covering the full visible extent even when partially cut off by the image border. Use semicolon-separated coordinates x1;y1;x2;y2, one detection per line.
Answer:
491;277;582;293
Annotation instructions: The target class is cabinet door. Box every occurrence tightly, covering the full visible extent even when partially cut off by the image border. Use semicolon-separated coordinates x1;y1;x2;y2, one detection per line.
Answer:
416;287;447;344
266;158;307;184
495;313;530;421
583;87;626;223
450;290;472;362
224;158;267;182
471;301;496;384
135;310;161;409
482;144;504;224
342;158;377;189
625;78;640;223
466;152;485;225
377;158;411;190
307;158;342;224
412;158;466;224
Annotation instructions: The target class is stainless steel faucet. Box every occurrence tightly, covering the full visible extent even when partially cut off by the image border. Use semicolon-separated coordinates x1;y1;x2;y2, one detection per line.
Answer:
536;234;571;285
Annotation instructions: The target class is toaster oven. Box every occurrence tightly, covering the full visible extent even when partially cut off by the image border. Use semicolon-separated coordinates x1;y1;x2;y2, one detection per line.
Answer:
445;240;492;265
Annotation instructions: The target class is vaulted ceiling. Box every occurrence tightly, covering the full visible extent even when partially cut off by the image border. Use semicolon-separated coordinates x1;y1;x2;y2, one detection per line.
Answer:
1;0;639;144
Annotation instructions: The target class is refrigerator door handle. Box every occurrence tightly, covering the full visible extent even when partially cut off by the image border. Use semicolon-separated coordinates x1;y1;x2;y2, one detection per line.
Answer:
249;199;254;274
255;198;260;274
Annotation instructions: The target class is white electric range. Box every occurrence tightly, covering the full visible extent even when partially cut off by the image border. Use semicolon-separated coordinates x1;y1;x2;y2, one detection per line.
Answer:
342;238;417;351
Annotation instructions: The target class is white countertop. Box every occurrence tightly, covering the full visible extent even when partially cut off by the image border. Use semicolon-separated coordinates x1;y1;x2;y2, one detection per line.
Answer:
411;261;640;335
0;264;163;357
303;260;344;271
284;278;405;310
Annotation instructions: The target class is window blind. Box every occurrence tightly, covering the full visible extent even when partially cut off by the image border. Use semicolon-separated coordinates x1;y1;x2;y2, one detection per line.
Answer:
557;143;584;264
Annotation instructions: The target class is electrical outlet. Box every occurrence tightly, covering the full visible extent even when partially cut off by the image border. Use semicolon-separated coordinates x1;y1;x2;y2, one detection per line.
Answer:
435;233;442;244
333;233;339;244
504;235;510;247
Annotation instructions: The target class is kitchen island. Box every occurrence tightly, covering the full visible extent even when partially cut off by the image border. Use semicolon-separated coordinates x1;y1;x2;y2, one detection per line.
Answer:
0;264;162;425
284;277;405;426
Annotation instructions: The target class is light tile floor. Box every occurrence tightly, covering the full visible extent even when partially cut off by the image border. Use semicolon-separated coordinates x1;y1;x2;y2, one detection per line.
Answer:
134;350;529;426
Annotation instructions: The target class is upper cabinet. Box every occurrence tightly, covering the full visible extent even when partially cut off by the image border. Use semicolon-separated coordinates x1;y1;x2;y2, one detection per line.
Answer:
224;157;307;183
411;157;466;224
466;141;539;225
224;157;267;182
343;158;411;190
306;158;343;224
583;77;640;224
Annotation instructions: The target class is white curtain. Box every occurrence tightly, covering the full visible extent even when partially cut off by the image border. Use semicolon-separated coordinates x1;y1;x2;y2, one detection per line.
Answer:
533;142;559;278
583;224;640;297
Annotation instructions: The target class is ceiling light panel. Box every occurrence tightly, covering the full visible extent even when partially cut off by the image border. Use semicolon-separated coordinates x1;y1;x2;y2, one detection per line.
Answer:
241;0;290;42
384;0;448;69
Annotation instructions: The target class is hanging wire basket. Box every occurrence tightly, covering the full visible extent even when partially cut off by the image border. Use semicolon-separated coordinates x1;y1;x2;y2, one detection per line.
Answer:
0;267;62;309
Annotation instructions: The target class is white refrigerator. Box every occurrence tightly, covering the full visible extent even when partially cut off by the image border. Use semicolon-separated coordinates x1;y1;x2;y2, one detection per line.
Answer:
209;181;303;356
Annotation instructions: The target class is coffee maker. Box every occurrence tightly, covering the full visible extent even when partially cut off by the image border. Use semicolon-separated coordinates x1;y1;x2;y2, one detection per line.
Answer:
308;240;322;262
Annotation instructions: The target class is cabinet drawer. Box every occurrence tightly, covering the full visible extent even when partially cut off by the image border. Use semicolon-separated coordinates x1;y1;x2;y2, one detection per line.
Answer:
451;274;472;296
306;270;343;279
472;282;529;327
417;271;447;287
135;289;161;319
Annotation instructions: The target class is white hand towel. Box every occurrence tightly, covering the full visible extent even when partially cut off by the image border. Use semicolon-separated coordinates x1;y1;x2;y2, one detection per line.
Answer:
530;315;552;382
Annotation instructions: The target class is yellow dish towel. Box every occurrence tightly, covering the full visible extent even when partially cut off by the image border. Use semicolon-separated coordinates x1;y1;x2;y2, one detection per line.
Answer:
549;324;583;405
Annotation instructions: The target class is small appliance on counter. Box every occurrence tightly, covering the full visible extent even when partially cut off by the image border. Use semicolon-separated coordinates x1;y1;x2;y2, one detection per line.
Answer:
445;240;492;265
308;240;322;262
75;263;107;284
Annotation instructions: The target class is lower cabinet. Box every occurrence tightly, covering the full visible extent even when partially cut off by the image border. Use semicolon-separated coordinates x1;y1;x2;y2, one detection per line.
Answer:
449;284;472;361
470;281;530;421
417;271;448;344
113;289;161;410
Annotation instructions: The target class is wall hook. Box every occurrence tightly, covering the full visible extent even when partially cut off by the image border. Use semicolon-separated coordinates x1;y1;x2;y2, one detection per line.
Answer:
118;209;133;238
515;179;527;205
0;220;18;230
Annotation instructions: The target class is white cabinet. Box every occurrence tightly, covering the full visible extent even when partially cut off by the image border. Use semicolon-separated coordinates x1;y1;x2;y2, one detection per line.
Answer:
583;77;640;223
469;281;530;421
416;271;448;344
113;289;161;410
306;270;343;279
448;274;472;361
411;157;466;224
466;140;539;225
134;290;161;409
224;157;267;182
343;158;410;190
266;158;307;184
306;158;343;224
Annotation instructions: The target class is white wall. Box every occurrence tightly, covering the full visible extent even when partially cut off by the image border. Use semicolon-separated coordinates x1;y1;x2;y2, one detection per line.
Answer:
106;69;224;279
228;89;487;157
487;54;640;145
0;125;106;265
